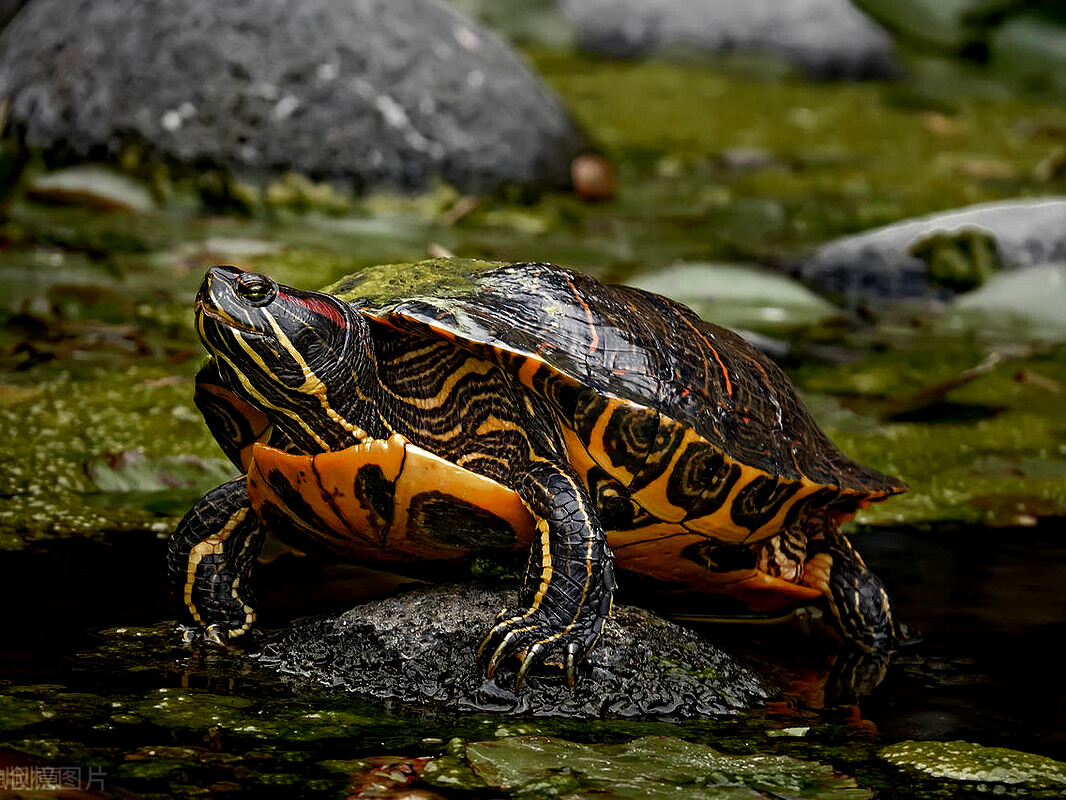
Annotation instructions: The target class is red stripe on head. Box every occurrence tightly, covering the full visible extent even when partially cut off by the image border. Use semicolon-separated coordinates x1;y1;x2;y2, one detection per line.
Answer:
281;292;348;328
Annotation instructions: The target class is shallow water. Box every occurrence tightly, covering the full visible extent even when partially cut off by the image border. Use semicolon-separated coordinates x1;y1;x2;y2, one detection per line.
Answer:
1;520;1063;796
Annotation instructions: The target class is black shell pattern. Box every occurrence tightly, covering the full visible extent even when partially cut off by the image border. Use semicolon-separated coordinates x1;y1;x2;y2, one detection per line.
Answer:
357;262;904;496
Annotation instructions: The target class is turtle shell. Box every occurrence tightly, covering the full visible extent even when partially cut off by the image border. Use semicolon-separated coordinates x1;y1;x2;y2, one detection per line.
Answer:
329;258;904;517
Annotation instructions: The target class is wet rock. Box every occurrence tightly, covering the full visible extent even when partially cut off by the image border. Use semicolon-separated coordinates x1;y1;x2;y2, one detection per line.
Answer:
560;0;898;80
795;198;1066;305
880;740;1066;794
0;0;586;194
256;583;766;718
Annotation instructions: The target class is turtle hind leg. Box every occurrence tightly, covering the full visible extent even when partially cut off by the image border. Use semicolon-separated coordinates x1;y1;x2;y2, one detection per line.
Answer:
168;477;265;645
800;511;895;654
478;460;616;690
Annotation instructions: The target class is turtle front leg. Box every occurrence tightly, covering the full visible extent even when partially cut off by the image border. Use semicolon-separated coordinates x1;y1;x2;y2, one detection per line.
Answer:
167;477;265;645
800;510;895;653
478;461;616;689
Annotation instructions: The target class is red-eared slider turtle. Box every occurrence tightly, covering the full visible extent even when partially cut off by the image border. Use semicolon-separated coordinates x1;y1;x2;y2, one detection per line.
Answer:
170;259;906;687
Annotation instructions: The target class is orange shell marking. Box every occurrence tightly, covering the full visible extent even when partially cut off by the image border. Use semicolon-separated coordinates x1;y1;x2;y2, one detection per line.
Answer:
247;434;535;561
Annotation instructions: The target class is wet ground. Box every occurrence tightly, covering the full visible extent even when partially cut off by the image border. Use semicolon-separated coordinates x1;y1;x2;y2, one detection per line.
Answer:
2;51;1066;798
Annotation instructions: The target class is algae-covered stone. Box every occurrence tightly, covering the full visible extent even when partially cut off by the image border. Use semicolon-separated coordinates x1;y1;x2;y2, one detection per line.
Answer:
855;0;1066;95
797;199;1066;304
880;740;1066;792
990;10;1066;96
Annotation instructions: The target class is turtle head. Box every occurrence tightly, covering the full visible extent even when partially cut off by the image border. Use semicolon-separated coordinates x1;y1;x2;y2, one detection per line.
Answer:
195;265;386;452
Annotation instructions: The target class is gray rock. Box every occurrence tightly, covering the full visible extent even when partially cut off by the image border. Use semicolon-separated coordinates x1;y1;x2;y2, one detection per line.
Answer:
0;0;585;193
0;0;28;31
256;583;766;718
560;0;898;79
796;198;1066;304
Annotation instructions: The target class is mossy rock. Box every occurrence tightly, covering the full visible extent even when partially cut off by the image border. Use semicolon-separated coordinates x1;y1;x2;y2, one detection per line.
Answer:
880;740;1066;794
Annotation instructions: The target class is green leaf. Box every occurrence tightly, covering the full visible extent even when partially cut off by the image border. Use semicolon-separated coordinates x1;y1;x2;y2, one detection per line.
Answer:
464;735;872;800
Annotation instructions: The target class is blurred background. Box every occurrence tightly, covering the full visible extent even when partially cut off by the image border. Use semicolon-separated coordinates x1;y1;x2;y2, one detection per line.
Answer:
1;0;1065;796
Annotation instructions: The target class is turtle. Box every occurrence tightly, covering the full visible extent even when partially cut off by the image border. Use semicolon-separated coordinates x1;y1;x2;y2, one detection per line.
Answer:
170;258;907;687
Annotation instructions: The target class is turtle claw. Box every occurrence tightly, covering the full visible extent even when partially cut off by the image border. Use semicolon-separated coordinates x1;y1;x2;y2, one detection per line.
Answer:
481;627;518;679
515;642;547;693
203;623;230;647
176;622;235;648
178;624;200;646
565;642;580;687
479;608;603;691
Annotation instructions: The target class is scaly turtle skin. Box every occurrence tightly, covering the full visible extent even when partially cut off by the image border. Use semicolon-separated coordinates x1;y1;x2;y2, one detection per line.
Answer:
169;259;906;686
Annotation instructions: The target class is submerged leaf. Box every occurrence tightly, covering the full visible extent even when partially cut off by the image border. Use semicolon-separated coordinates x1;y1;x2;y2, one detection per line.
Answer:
950;263;1066;335
630;262;839;331
85;449;235;494
464;735;872;799
27;166;156;214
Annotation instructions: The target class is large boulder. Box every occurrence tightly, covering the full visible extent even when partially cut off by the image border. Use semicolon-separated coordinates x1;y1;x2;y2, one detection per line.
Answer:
256;583;767;718
0;0;586;193
560;0;899;80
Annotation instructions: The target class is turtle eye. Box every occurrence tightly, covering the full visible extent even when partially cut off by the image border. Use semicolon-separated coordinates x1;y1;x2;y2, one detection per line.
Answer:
235;273;278;307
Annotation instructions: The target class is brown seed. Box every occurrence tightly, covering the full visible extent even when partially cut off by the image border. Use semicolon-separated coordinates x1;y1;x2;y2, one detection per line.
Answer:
571;153;616;201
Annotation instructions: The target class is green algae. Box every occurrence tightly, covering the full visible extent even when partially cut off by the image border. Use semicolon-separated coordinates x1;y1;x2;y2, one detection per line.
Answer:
324;258;503;306
910;228;1002;292
0;686;111;734
880;739;1066;792
128;685;391;743
0;365;227;544
795;339;1066;525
